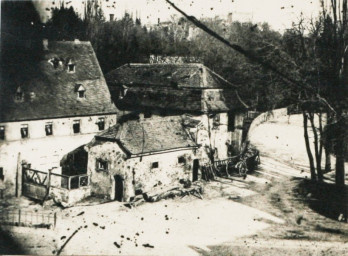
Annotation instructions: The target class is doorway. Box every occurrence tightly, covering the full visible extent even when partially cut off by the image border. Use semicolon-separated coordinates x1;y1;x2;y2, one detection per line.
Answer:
192;159;199;181
114;175;124;201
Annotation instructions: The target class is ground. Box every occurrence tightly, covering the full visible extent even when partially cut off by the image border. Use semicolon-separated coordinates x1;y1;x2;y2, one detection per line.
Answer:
1;114;348;255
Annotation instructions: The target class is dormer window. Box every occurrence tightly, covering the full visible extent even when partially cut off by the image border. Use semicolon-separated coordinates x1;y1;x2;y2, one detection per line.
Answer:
67;59;75;73
119;85;128;99
78;90;85;98
75;84;86;99
15;87;24;102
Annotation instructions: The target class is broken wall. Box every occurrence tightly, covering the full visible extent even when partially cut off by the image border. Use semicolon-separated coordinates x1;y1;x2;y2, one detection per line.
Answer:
87;140;197;201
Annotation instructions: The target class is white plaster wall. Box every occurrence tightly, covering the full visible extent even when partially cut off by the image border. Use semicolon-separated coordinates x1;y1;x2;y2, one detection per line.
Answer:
0;114;117;197
0;114;116;141
87;140;197;201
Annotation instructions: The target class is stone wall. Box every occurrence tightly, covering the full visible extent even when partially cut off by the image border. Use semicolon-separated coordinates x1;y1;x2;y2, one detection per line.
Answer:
50;186;91;207
87;140;197;201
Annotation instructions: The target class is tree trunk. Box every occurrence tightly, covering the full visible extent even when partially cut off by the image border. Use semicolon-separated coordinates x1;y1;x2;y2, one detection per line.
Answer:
325;146;332;173
303;112;317;181
335;120;346;185
309;112;323;182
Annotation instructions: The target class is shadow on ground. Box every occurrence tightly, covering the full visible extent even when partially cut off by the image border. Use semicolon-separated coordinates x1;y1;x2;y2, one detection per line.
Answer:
295;179;348;222
0;228;25;255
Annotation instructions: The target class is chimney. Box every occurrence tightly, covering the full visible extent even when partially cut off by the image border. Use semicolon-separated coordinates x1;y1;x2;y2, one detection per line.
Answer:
227;13;233;23
74;39;81;44
43;38;49;51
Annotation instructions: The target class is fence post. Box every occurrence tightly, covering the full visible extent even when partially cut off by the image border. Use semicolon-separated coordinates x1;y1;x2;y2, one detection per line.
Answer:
54;212;57;228
18;209;21;226
68;176;71;190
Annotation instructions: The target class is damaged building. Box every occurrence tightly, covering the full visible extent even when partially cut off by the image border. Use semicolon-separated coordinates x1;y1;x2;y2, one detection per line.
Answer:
85;117;199;201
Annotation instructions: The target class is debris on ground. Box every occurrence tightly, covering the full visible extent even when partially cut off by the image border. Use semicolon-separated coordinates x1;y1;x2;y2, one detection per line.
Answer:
143;182;203;202
76;211;85;217
142;243;154;248
113;242;121;248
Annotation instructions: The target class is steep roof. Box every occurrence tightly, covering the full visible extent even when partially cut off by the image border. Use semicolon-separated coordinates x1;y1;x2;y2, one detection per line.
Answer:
0;41;117;122
105;63;237;89
106;63;248;113
95;117;198;156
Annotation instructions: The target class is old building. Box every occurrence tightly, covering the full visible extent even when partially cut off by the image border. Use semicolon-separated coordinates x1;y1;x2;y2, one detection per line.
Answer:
86;117;199;201
105;63;248;162
0;40;118;197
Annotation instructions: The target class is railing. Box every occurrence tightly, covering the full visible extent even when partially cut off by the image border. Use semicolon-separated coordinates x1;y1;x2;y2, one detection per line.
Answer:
22;167;90;190
50;173;90;190
23;168;49;186
0;209;57;229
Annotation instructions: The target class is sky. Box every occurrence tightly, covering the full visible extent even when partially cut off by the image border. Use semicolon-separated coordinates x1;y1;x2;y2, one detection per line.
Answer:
32;0;321;32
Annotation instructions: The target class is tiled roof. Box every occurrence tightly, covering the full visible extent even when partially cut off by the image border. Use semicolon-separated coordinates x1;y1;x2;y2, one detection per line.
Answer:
106;63;248;113
105;63;237;89
0;41;117;122
96;117;198;156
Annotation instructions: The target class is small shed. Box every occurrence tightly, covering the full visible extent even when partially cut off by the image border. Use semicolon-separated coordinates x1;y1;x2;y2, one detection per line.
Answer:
86;117;199;201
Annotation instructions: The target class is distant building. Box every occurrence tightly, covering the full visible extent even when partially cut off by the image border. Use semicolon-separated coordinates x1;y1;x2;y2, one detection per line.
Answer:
0;40;118;197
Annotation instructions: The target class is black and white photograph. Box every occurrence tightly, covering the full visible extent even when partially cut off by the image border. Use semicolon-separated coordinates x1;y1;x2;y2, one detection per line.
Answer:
0;0;347;255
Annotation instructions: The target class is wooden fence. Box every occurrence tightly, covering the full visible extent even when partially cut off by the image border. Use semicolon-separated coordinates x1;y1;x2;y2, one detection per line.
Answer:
0;209;57;229
22;167;90;201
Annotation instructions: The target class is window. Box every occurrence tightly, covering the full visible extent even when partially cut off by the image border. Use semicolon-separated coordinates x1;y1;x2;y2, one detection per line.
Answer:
110;14;115;21
96;159;108;171
21;124;28;138
0;126;5;140
67;59;75;73
151;162;159;169
78;90;85;98
97;117;105;131
228;112;235;132
213;114;220;128
73;120;80;134
144;112;152;118
75;84;85;99
178;156;186;164
45;122;53;136
0;167;3;181
15;87;24;101
119;88;128;99
68;63;75;73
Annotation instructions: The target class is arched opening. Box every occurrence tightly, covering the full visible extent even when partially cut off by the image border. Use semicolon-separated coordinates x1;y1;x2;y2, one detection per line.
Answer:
114;175;124;202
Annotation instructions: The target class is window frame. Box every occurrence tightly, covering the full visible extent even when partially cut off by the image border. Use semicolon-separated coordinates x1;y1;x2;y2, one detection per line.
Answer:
45;122;53;136
178;156;186;164
73;120;80;134
20;124;29;138
0;167;4;181
0;126;5;140
78;90;85;98
96;159;108;171
97;117;105;131
68;63;75;73
151;162;159;169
